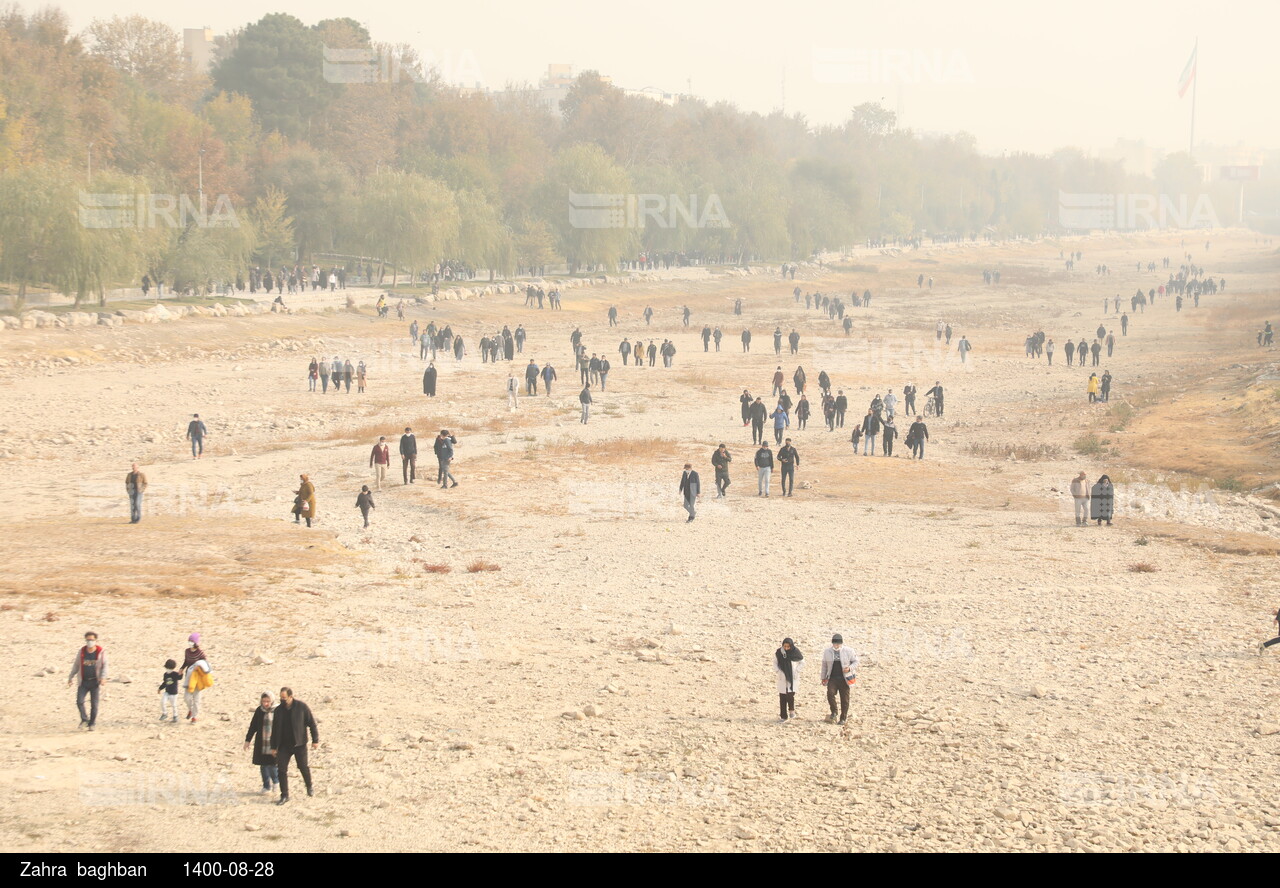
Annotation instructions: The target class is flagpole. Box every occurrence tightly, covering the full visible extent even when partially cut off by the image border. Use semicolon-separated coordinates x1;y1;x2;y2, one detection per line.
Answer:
1189;37;1197;158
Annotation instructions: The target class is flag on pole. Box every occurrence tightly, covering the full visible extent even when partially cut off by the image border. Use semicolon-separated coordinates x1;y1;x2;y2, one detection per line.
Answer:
1178;45;1197;98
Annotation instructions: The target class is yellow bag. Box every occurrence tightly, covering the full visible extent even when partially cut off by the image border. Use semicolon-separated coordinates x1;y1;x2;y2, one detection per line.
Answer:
188;667;214;692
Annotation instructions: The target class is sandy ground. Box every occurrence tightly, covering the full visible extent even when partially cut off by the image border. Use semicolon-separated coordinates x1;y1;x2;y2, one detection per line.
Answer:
2;232;1279;852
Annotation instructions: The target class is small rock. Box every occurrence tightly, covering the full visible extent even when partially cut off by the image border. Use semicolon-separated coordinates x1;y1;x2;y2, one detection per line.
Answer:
583;703;601;718
735;825;758;840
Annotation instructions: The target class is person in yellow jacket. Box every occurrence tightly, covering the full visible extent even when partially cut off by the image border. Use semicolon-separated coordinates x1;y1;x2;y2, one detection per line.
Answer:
181;633;212;723
1087;373;1100;404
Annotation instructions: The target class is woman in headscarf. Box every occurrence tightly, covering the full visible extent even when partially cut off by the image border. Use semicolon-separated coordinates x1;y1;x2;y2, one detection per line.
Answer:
182;633;211;723
1090;474;1114;526
293;474;316;527
1087;373;1100;403
774;638;805;722
244;692;279;794
793;366;807;395
307;358;318;392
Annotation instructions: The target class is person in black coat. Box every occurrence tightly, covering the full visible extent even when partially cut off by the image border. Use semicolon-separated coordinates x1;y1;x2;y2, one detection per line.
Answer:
422;362;437;397
740;390;753;426
679;463;700;522
1090;475;1114;525
268;688;318;805
243;693;279;793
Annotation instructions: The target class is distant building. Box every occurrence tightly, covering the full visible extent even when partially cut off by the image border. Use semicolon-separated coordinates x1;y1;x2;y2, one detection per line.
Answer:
184;27;215;75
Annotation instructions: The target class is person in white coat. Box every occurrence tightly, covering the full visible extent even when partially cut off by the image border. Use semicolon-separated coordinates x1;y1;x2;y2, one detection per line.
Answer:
774;638;804;721
820;634;859;725
506;373;519;412
883;390;898;420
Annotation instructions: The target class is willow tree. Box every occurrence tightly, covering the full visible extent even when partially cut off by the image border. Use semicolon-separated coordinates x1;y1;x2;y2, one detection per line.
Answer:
353;169;459;285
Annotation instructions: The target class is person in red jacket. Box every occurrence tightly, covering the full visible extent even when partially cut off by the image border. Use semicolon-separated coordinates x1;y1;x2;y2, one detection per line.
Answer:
68;631;107;730
369;436;390;491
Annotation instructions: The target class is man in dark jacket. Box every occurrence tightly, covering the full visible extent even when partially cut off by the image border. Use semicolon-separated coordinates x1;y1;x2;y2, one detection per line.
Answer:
861;410;881;455
269;687;318;805
186;414;207;459
435;430;458;487
906;417;929;459
881;417;898;456
926;382;944;417
399;427;417;484
741;329;752;353
541;363;556;395
711;444;732;497
524;360;540;395
579;386;593;424
679;463;700;522
777;439;800;496
749;398;768;445
835;391;848;427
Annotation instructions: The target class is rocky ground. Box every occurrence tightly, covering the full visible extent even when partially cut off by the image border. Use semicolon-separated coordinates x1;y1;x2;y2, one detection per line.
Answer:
1;232;1278;852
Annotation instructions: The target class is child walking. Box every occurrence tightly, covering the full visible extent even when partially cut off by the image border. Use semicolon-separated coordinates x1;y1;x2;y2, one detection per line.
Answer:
158;658;181;722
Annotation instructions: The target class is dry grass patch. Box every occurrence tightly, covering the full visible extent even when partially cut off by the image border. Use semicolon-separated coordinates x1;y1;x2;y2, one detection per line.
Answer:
532;436;684;465
422;563;452;574
1128;562;1159;573
966;442;1063;461
465;559;500;573
0;517;352;599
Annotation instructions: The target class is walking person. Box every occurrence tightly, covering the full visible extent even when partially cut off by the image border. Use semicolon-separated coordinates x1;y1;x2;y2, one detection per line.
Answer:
292;474;316;527
712;444;732;497
1090;474;1114;526
777;438;799;496
906;416;928;459
925;381;945;417
422;362;437;397
679;463;700;523
269;687;318;806
308;358;318;392
750;398;767;445
861;410;881;455
126;463;147;523
957;336;972;364
774;639;804;721
369;436;390;490
318;359;329;393
68;631;106;731
186;414;207;459
435;430;458;488
181;633;212;724
820;634;858;726
399;427;418;484
1070;471;1090;527
755;443;774;497
356;485;375;528
157;658;181;723
771;405;789;445
244;693;279;794
506;373;520;411
525;360;540;395
579;385;593;424
881;416;898;456
356;361;366;393
1087;373;1100;403
541;362;557;396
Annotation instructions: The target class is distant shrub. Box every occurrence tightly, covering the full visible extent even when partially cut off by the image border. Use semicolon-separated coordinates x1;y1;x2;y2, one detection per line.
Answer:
1128;562;1158;573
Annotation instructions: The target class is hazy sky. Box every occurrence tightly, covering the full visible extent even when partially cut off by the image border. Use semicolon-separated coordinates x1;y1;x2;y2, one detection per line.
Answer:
52;0;1280;155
